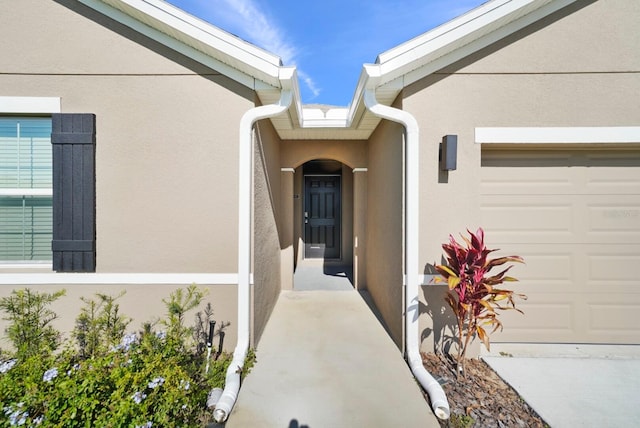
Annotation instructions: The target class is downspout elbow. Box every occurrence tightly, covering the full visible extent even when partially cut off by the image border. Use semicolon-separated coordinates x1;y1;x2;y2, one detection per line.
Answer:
213;87;293;423
363;86;450;420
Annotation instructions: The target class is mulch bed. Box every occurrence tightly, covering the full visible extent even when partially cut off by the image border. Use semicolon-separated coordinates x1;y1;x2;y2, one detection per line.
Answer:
421;353;548;428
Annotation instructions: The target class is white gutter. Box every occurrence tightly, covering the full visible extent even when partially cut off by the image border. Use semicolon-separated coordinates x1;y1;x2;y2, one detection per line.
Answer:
362;65;450;420
213;68;295;423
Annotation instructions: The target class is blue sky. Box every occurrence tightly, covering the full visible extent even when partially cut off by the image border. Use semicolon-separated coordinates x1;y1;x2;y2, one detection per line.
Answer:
165;0;487;106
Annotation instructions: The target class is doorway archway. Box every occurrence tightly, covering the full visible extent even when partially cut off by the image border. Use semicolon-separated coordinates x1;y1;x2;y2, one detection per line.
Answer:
279;141;367;291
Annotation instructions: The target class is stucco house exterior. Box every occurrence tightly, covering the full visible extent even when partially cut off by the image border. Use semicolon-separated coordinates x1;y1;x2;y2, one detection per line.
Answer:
1;0;639;418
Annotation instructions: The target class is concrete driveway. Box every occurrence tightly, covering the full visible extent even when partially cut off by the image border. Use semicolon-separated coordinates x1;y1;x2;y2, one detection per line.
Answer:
483;344;640;428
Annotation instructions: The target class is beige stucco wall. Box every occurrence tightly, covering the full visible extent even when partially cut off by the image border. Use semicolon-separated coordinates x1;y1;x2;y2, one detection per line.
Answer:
365;118;405;348
253;119;283;344
403;0;640;351
280;140;367;170
0;0;253;274
0;284;238;352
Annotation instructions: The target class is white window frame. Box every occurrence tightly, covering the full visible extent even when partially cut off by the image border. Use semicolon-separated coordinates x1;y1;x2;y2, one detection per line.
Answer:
0;97;60;269
475;126;640;144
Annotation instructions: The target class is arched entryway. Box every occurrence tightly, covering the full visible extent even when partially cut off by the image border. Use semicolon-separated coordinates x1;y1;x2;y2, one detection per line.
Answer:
279;142;367;292
290;160;353;290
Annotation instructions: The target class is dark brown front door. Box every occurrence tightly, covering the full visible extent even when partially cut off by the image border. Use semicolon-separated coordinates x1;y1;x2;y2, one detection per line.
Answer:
304;175;341;259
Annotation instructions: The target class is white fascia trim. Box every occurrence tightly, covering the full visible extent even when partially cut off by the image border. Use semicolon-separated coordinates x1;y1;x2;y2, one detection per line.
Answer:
0;189;53;197
377;0;515;64
0;273;252;285
352;168;368;173
374;0;576;88
125;0;281;75
0;97;61;113
476;127;640;144
281;168;295;173
79;0;277;89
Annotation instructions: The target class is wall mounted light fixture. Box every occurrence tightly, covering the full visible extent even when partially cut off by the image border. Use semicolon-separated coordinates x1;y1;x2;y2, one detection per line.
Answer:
440;135;457;171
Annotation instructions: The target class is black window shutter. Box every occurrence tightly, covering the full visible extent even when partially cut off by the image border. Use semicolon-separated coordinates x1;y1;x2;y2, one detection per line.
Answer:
51;114;96;272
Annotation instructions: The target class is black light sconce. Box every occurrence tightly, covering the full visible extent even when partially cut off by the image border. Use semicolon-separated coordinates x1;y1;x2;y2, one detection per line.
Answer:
439;134;457;171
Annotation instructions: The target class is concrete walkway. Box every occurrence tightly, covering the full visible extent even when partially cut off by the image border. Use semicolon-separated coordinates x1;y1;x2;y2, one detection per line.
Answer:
222;260;640;427
225;290;440;427
292;259;354;291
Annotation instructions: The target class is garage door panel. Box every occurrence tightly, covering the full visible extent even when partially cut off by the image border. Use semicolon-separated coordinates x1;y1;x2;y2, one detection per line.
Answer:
481;148;640;344
493;296;640;343
499;248;574;291
588;302;640;336
483;197;640;244
481;170;574;195
588;250;640;286
482;197;574;242
587;152;640;195
504;245;640;295
587;176;640;194
588;199;640;240
493;300;576;342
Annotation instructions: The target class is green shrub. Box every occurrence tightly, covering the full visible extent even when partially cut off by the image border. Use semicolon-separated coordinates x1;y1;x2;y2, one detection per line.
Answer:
0;286;243;427
74;291;131;358
0;288;66;360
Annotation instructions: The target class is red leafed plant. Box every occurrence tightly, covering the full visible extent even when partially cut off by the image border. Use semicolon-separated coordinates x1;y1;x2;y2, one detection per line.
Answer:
435;228;525;376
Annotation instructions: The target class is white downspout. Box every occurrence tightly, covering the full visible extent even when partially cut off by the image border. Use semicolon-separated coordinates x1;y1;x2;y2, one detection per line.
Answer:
363;72;450;420
213;75;294;424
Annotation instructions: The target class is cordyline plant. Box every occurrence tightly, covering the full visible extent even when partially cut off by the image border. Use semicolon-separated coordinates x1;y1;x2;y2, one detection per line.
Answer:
435;228;525;376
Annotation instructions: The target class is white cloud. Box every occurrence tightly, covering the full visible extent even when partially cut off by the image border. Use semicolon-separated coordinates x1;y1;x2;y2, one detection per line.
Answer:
207;0;319;98
298;70;321;99
219;0;296;63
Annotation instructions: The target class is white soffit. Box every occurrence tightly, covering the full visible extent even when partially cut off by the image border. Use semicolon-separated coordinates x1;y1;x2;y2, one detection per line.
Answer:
475;127;640;144
302;107;350;128
83;0;282;89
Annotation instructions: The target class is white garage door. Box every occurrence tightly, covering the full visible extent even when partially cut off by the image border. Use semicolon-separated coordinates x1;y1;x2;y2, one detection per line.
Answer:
480;148;640;344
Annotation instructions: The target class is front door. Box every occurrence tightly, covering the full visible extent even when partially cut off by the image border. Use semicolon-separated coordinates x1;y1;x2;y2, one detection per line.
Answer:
304;175;341;259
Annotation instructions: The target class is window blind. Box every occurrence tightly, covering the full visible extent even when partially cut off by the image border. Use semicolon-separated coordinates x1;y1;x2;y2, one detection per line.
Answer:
0;118;52;261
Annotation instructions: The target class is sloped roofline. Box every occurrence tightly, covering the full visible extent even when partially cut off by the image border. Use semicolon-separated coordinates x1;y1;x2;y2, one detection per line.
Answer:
82;0;579;135
81;0;283;90
347;0;578;125
375;0;577;87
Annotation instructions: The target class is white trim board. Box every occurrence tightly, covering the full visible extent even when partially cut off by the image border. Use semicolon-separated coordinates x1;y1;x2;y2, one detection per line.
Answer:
0;273;253;285
0;189;53;197
0;96;61;113
476;127;640;144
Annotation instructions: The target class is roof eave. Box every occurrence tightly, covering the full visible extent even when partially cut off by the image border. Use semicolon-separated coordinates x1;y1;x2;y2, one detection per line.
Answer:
348;0;579;125
83;0;283;89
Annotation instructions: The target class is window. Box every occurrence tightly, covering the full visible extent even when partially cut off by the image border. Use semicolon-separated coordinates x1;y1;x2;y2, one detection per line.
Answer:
0;101;96;271
0;117;53;262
